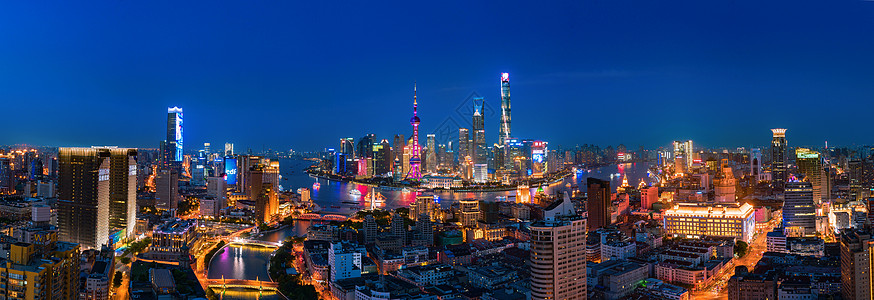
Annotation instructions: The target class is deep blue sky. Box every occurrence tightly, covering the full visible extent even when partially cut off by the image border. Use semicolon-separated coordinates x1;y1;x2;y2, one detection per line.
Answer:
2;1;874;152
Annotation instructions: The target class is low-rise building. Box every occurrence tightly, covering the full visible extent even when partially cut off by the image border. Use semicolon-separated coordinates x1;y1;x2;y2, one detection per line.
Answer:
395;263;453;287
601;240;636;262
466;264;518;290
148;219;197;261
587;259;649;300
637;278;690;300
307;224;340;242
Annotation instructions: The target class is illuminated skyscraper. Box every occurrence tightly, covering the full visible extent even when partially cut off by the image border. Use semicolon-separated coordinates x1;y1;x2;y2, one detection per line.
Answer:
256;183;279;224
458;128;470;163
672;140;693;169
499;73;511;145
796;148;823;203
771;128;788;188
224;142;234;156
374;140;392;176
164;107;183;168
783;181;815;237
406;83;422;180
58;147;111;250
472;97;486;164
392;134;405;175
426;134;437;174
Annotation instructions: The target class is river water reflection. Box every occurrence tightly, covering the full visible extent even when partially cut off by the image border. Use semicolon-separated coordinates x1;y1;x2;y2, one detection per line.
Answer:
208;160;655;285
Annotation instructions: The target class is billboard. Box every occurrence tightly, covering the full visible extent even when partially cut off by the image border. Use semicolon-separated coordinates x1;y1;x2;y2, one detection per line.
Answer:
174;112;183;161
224;157;238;185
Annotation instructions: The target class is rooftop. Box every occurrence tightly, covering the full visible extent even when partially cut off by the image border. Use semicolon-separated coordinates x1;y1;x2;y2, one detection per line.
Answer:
665;202;754;218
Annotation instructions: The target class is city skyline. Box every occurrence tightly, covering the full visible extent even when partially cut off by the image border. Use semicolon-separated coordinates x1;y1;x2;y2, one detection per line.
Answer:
2;1;874;150
5;2;874;299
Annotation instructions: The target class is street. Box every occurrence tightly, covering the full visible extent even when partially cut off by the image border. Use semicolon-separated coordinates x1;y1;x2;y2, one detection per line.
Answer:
690;223;773;300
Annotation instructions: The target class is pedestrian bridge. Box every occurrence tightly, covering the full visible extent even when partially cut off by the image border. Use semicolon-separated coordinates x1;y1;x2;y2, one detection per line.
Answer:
227;238;281;248
206;278;278;291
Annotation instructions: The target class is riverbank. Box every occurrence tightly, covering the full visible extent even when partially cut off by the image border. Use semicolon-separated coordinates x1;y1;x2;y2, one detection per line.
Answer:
304;168;573;192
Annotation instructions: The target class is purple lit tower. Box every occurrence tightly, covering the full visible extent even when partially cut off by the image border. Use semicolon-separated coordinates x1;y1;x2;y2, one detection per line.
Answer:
405;83;422;180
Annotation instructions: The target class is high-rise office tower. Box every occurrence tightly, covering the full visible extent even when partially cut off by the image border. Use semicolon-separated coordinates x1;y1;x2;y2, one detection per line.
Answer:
458;128;470;164
493;144;504;173
472;97;486;164
406;84;422;180
849;159;865;201
750;148;763;181
58;147;111;249
340;138;355;157
357;134;375;160
224;142;234;156
530;194;587;300
426;134;437;174
204;142;211;155
0;156;13;195
237;155;261;194
771;129;788;188
783;181;815;237
155;168;180;213
840;229;874;300
392;134;405;174
164;107;183;168
256;183;278;224
206;176;227;206
672;140;693;169
499;73;511;145
796;148;823;203
102;147;137;239
375;140;392;176
587;177;610;231
505;138;523;171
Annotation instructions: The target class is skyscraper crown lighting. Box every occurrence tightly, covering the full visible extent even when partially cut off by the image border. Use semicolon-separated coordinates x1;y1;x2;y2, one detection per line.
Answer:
771;128;787;137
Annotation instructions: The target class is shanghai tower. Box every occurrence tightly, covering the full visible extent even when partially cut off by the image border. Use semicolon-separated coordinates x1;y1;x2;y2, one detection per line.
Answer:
499;73;511;145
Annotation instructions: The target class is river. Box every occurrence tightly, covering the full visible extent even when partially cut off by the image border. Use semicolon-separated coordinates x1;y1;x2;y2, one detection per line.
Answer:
207;159;655;296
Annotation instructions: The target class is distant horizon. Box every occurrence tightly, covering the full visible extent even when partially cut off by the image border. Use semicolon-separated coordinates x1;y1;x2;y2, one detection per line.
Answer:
0;135;865;155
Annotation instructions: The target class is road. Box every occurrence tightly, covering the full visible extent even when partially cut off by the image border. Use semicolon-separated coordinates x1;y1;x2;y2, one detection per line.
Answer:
690;223;773;300
291;245;331;300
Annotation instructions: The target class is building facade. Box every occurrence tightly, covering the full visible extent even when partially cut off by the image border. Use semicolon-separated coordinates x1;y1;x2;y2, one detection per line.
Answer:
663;202;756;243
530;195;586;300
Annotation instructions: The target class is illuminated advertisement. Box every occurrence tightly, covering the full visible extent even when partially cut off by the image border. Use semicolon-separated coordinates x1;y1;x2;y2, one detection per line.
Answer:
168;107;183;162
109;229;126;248
175;112;183;161
224;157;237;185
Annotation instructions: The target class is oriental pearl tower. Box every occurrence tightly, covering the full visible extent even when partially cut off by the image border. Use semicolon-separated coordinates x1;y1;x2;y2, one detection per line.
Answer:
405;83;422;180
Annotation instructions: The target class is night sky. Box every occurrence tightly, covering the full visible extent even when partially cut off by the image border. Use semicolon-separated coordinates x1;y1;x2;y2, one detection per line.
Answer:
2;1;873;151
